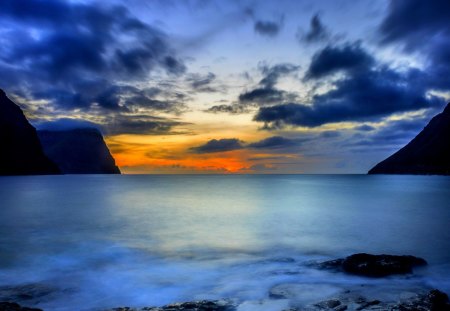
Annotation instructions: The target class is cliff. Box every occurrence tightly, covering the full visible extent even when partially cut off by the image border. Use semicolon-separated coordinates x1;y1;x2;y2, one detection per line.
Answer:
369;103;450;175
38;128;121;174
0;89;60;175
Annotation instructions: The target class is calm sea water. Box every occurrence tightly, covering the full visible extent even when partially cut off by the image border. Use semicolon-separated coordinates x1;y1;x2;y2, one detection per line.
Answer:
0;175;449;310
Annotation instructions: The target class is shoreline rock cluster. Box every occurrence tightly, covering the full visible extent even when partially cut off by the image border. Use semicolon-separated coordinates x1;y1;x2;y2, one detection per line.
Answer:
314;253;428;277
1;253;448;311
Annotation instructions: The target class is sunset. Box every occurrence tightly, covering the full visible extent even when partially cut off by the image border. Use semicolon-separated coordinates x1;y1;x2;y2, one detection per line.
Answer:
0;1;449;311
2;0;448;174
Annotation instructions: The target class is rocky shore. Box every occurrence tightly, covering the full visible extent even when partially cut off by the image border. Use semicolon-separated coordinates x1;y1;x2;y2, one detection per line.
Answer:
1;254;449;311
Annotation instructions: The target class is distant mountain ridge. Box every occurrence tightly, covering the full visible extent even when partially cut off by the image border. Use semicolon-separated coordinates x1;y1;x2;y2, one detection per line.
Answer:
38;128;121;174
0;89;120;175
369;103;450;175
0;89;60;175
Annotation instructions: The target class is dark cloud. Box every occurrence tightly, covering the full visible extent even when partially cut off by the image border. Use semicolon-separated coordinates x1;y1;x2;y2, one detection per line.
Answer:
248;136;296;149
254;67;441;128
204;104;249;114
254;42;444;129
348;116;431;150
0;0;186;128
298;14;330;43
254;20;282;37
304;42;374;80
190;135;307;154
378;0;450;92
354;124;376;132
190;138;244;153
105;115;185;135
239;88;286;105
247;156;292;161
238;63;299;106
34;115;185;136
320;131;341;138
34;118;100;132
186;72;218;93
379;0;450;49
205;63;299;113
259;63;300;88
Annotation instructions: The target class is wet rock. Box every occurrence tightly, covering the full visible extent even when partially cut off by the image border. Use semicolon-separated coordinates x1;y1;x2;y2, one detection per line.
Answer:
0;302;42;311
0;284;56;304
107;300;235;311
320;253;427;277
355;300;380;310
303;289;450;311
314;259;344;272
314;299;341;309
395;289;450;311
269;284;295;299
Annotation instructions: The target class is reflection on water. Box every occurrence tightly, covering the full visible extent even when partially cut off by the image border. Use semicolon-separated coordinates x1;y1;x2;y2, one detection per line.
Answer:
0;175;449;310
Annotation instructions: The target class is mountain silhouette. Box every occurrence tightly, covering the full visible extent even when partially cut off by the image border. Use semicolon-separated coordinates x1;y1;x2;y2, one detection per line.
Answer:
0;89;60;175
38;128;121;174
369;103;450;175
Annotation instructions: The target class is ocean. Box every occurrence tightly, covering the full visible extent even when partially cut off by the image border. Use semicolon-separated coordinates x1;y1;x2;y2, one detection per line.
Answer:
0;175;449;310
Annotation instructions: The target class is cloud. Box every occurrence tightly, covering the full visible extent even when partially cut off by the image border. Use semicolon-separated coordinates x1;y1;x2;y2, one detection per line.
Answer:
190;135;303;153
348;115;431;150
254;42;444;129
254;19;283;37
379;0;450;50
34;115;185;136
204;63;299;114
304;42;374;80
34;118;100;132
259;63;300;88
245;163;277;172
190;138;244;153
185;72;219;93
248;136;296;149
378;0;450;92
320;131;341;138
204;104;250;114
354;124;376;132
0;0;187;135
239;88;286;105
298;14;330;43
238;63;299;106
104;115;185;135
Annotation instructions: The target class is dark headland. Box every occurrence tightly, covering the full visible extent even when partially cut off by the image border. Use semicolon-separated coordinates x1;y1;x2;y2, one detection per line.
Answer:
0;89;120;175
38;129;120;174
0;89;60;175
369;103;450;175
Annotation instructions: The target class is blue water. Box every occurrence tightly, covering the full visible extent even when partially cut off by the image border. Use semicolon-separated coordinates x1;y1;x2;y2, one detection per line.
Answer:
0;175;449;310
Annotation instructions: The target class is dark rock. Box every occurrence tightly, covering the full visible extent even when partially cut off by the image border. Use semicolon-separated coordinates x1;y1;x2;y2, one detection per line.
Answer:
395;289;450;311
355;300;380;310
0;89;60;175
106;300;234;311
314;298;341;309
302;289;449;311
428;289;450;310
320;253;427;277
342;253;427;277
0;302;42;311
38;128;120;174
313;259;344;271
369;103;450;175
0;284;57;305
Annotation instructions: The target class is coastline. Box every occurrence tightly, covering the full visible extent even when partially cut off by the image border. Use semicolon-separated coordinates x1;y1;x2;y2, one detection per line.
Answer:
2;254;449;311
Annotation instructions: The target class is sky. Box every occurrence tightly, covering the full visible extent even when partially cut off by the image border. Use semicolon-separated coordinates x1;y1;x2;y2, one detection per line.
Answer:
0;0;449;174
